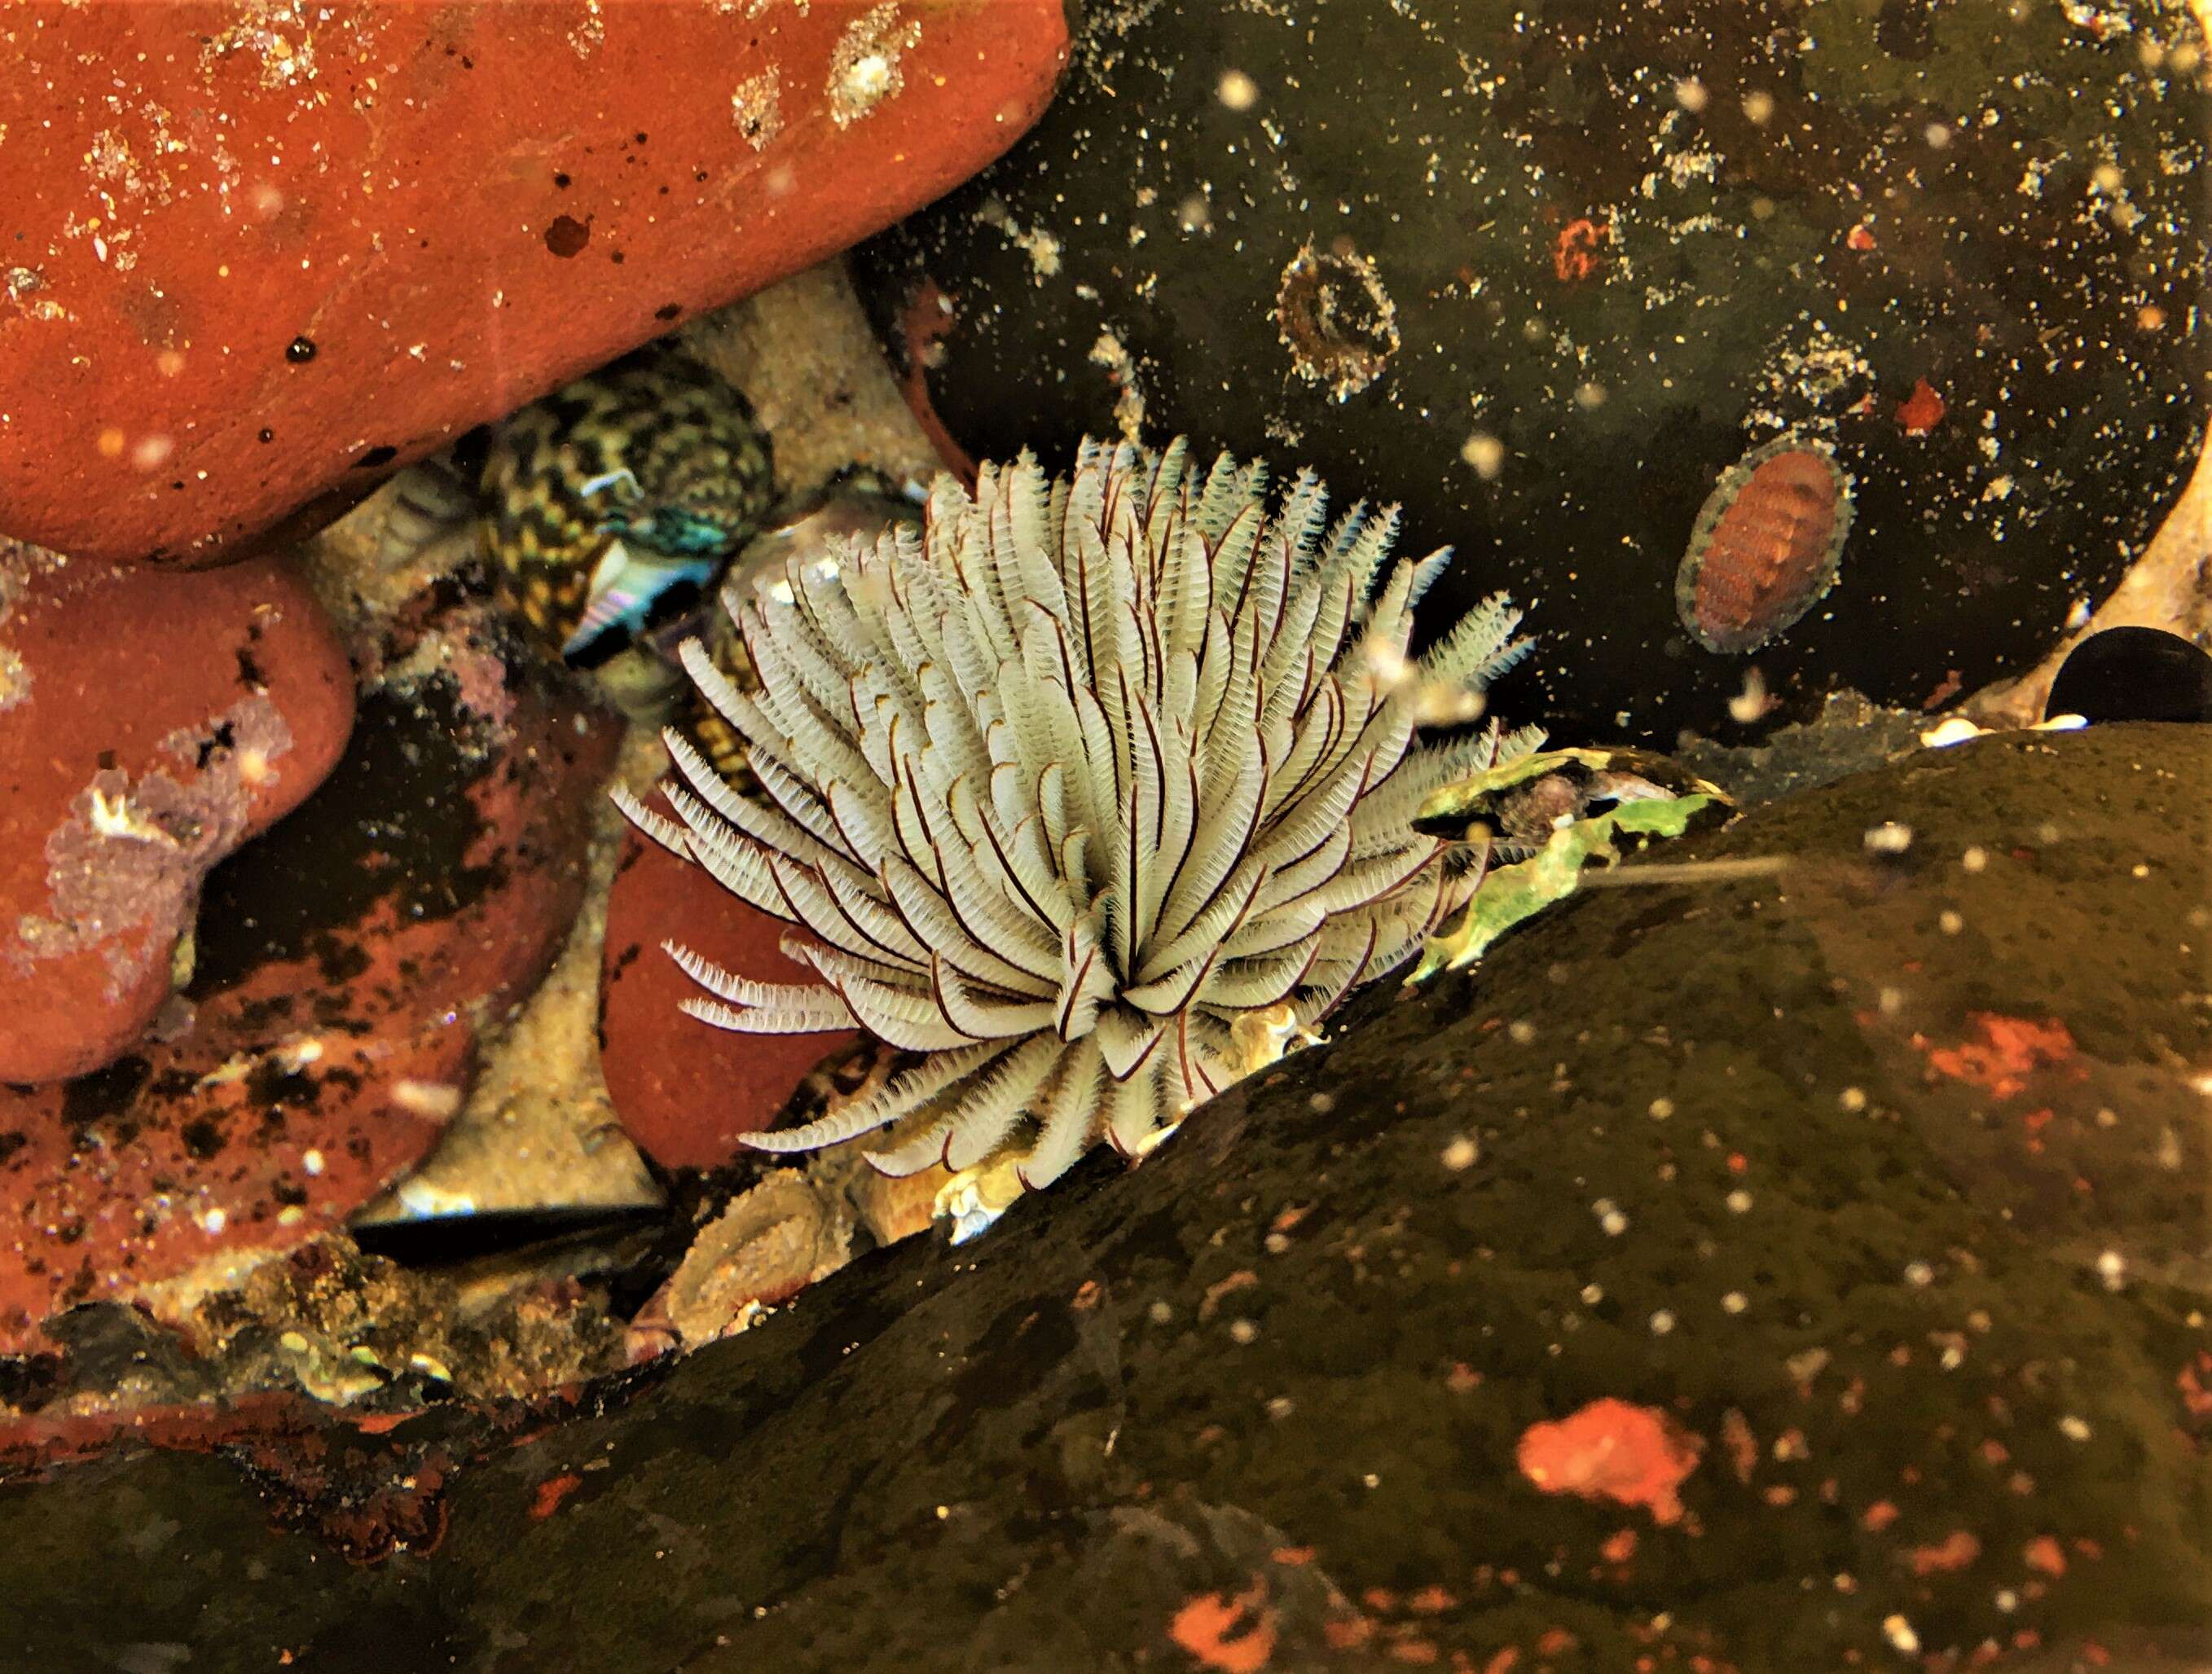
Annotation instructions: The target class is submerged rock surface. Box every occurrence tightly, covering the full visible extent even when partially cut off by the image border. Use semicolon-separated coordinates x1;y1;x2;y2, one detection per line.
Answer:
0;725;2204;1670
855;0;2210;744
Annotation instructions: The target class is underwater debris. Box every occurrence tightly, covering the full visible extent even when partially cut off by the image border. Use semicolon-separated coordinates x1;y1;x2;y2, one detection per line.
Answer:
1407;751;1732;984
618;437;1534;1213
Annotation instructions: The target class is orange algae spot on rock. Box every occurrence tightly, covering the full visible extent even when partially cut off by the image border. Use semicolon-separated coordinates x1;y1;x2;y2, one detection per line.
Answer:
2023;1536;2069;1576
1906;1530;1982;1575
1171;1586;1277;1673
1862;1500;1902;1532
529;1470;584;1521
1720;1408;1758;1483
1896;378;1946;434
1920;1013;2078;1100
1515;1397;1703;1526
1675;438;1852;655
1552;217;1609;283
1600;1527;1639;1564
2179;1353;2212;1419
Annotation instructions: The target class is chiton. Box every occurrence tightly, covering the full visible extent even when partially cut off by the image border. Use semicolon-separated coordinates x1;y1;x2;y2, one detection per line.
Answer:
1674;438;1854;655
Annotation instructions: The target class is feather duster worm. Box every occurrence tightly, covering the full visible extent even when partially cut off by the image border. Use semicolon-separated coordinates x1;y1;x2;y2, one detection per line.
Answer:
617;438;1537;1198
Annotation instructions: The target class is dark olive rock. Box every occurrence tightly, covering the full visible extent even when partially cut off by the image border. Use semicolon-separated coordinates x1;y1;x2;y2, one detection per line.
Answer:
3;727;2207;1670
2047;624;2212;724
854;0;2210;745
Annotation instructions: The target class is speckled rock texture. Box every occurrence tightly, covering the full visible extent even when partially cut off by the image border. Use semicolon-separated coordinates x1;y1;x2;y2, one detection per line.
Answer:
1;724;2202;1671
0;543;354;1083
0;589;620;1355
854;0;2210;745
0;0;1071;566
598;808;860;1171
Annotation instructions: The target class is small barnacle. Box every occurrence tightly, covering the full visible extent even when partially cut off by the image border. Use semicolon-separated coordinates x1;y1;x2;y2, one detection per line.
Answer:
1276;240;1400;400
618;437;1536;1219
87;784;177;846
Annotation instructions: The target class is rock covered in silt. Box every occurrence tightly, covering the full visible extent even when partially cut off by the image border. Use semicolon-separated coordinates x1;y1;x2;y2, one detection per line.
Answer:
855;0;2210;743
0;589;619;1355
0;543;355;1084
0;2;1071;567
1;725;2203;1671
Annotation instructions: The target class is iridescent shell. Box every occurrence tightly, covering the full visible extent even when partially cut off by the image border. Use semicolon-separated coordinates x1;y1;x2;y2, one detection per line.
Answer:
1675;439;1853;655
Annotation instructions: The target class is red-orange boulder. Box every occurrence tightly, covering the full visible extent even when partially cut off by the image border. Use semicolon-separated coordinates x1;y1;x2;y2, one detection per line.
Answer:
0;544;355;1083
0;607;621;1353
599;808;856;1171
0;1;1070;565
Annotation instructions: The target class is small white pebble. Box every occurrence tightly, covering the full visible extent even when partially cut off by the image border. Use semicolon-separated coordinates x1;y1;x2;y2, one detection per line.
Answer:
1839;1086;1867;1113
1308;1091;1336;1114
1147;1300;1173;1325
1649;1309;1676;1336
1994;1588;2018;1614
1440;1135;1480;1171
1904;1260;1935;1287
1216;68;1259;110
1581;1283;1604;1304
2095;1250;2126;1291
2131;862;2151;878
1884;1615;1921;1655
1594;1199;1629;1236
1264;1395;1295;1420
1862;821;1913;855
302;1149;325;1176
198;1207;227;1236
2059;1414;2092;1442
1648;1096;1675;1120
1362;1472;1380;1488
1938;909;1964;936
1507;1019;1538;1044
1229;1319;1259;1345
1961;845;1987;873
1722;1290;1748;1314
1726;1188;1753;1214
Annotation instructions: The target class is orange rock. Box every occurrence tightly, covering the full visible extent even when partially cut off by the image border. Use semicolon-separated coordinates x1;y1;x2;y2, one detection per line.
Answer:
598;808;859;1170
0;595;618;1353
0;544;354;1082
0;2;1071;565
